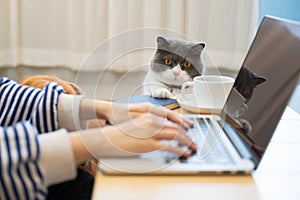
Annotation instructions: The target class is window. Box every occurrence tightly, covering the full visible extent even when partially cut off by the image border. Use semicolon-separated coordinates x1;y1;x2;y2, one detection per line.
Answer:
260;0;300;22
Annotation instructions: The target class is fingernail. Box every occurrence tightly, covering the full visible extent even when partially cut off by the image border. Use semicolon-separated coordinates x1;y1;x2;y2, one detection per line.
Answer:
185;149;192;156
190;143;197;151
183;123;189;129
189;121;195;127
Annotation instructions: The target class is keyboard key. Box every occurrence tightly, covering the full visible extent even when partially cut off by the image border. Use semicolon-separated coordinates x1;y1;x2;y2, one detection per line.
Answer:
183;117;235;165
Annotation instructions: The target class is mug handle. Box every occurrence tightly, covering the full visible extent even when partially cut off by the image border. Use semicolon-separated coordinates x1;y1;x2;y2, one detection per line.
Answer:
181;81;193;100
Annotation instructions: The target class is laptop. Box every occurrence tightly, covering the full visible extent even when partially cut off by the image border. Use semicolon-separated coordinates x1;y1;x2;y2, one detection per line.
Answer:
98;16;300;175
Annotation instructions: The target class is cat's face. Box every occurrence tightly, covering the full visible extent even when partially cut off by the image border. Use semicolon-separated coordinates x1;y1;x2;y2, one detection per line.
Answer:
150;36;205;85
234;66;266;102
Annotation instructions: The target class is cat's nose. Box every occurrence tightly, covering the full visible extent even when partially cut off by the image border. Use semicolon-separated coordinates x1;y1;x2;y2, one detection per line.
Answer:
173;71;180;76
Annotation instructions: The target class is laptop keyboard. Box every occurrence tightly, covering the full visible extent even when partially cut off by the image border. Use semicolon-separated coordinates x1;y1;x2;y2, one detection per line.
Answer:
180;117;234;165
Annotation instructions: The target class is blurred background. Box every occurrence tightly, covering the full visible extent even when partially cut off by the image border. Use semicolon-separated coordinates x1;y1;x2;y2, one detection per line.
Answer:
0;0;299;112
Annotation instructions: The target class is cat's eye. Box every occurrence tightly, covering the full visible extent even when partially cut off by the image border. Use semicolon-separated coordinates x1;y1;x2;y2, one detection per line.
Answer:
183;61;191;68
164;59;172;66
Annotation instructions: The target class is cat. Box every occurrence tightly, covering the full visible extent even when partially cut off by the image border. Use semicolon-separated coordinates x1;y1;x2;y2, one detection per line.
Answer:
233;66;266;103
143;36;206;98
232;66;266;138
20;75;99;177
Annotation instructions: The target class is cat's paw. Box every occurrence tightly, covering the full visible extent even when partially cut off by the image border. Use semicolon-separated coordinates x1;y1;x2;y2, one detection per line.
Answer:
152;88;172;98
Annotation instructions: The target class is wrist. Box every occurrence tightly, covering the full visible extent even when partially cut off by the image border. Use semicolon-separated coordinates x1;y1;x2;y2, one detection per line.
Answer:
74;126;136;159
80;99;112;120
95;100;112;120
58;93;86;131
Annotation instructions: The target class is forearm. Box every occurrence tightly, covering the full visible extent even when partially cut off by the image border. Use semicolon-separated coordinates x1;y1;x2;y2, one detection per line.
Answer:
58;94;115;130
68;126;136;162
79;98;112;121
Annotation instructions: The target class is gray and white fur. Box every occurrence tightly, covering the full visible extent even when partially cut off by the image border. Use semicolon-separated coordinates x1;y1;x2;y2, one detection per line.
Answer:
143;36;205;98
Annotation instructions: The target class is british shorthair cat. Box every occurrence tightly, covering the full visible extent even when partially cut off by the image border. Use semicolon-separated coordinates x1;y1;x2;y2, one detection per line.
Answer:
143;36;206;98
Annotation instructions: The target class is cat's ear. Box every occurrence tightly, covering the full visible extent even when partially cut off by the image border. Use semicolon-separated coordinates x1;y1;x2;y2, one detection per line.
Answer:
254;76;266;85
156;36;170;49
192;43;205;54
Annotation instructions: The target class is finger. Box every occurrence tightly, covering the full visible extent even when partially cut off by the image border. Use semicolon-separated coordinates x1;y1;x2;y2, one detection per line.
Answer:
173;129;197;152
154;127;197;152
166;111;193;129
182;117;194;127
134;113;178;129
136;113;181;130
117;114;180;139
154;117;182;130
148;105;191;129
129;103;192;130
162;143;193;157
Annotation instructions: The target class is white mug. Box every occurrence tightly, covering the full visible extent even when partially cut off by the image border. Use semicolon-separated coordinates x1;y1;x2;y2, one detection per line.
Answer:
181;75;235;109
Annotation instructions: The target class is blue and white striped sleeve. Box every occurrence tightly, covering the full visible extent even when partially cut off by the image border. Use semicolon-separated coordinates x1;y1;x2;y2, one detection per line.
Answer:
0;77;85;133
0;77;63;133
0;77;80;199
29;81;65;133
0;122;77;200
0;122;47;200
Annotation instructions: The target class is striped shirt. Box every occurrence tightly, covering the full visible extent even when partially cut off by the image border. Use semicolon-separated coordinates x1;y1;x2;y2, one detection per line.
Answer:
0;77;65;133
0;77;72;200
0;122;47;200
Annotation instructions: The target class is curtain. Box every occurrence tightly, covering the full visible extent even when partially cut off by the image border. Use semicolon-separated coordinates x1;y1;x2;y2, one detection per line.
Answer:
0;0;259;72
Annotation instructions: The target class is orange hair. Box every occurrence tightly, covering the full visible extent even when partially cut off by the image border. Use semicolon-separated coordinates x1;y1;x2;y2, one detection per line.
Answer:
20;75;83;95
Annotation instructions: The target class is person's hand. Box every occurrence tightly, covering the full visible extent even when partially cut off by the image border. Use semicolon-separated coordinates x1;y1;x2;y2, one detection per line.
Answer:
80;99;194;129
102;111;197;157
96;101;194;129
75;110;197;160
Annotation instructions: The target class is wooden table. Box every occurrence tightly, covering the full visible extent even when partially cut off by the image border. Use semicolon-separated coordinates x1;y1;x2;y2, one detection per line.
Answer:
92;107;300;200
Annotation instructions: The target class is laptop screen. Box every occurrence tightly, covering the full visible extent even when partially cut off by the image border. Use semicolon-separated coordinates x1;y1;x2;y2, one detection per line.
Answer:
223;16;300;165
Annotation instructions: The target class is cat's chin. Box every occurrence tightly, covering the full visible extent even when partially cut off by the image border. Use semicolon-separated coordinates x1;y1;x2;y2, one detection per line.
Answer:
160;73;190;85
170;79;187;85
157;75;187;86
